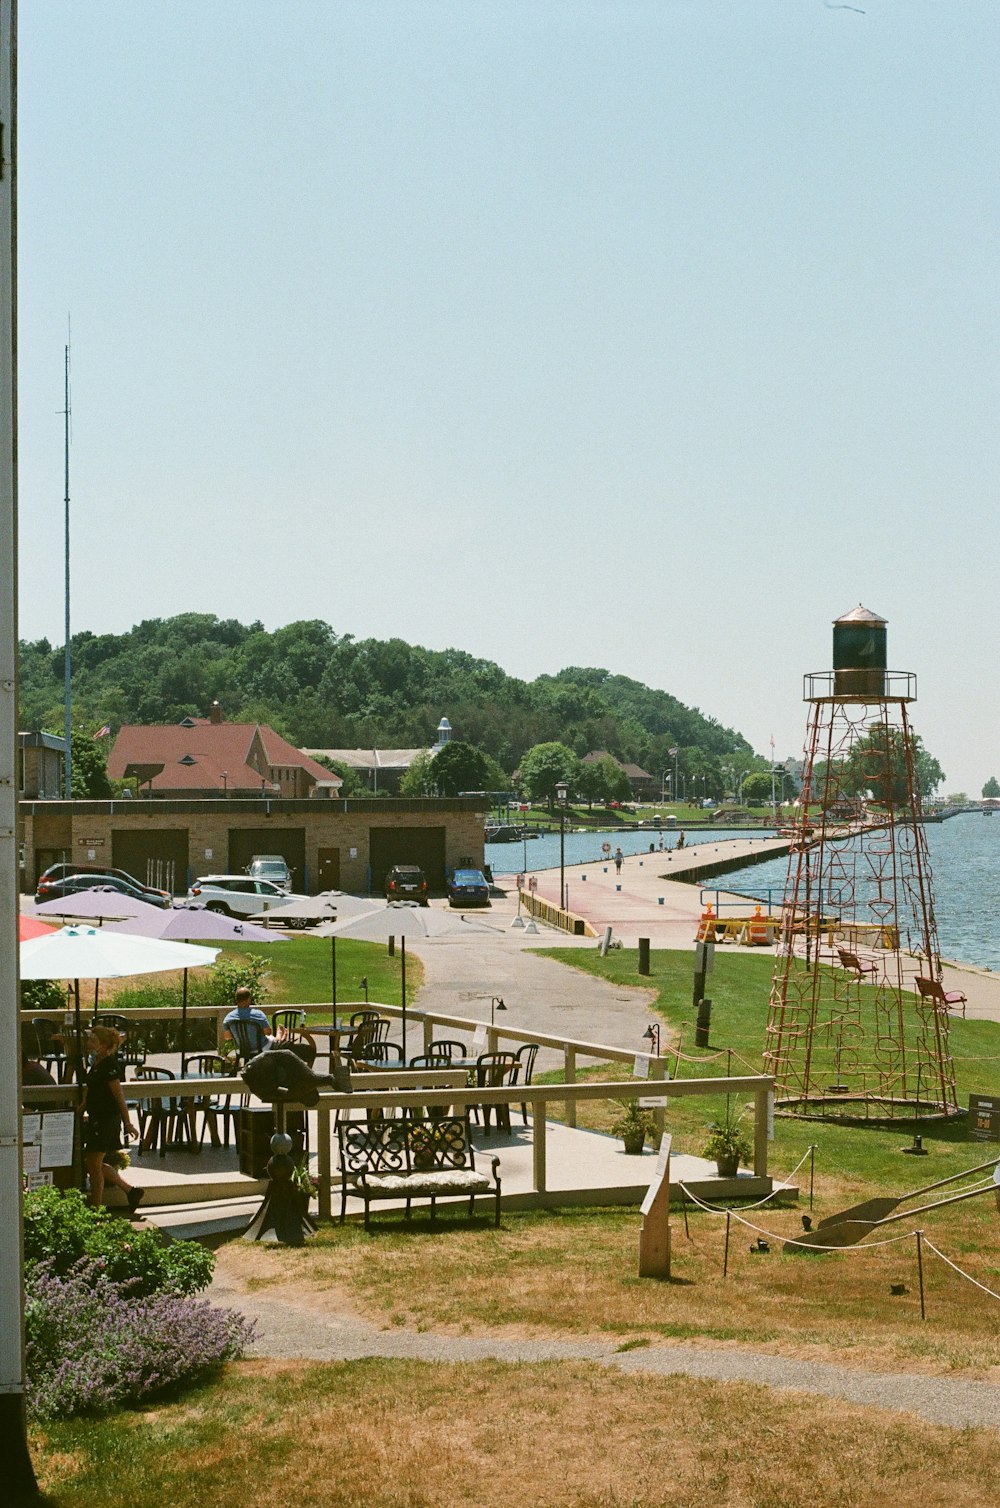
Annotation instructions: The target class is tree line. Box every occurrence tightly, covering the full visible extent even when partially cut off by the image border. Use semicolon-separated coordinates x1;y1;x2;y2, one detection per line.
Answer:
18;612;758;796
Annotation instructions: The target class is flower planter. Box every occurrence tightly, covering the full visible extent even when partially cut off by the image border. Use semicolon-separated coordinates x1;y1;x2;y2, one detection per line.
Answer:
715;1154;739;1179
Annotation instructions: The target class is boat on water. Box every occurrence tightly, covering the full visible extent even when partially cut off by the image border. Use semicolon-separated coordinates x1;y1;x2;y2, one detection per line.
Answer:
484;824;523;844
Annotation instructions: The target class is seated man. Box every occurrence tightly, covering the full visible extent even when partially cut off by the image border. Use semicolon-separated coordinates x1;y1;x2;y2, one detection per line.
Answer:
223;987;276;1058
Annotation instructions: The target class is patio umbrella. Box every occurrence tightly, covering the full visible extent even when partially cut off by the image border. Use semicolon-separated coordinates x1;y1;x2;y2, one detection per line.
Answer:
104;906;286;1067
20;926;220;1088
247;890;386;1019
18;914;57;941
35;887;165;924
327;903;488;1058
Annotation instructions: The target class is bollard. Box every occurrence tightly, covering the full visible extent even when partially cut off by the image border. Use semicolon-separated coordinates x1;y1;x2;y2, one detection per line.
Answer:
388;935;395;957
695;997;712;1047
616;884;622;892
658;896;664;905
638;937;650;975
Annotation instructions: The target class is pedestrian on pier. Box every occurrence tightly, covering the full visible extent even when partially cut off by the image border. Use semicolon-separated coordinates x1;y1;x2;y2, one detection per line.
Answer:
614;847;624;875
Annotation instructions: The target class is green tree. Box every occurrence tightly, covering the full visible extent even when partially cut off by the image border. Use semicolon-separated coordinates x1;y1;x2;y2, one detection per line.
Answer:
312;754;369;799
429;741;498;797
70;728;114;799
400;751;437;797
983;776;1000;799
741;772;774;806
518;742;580;807
843;728;944;808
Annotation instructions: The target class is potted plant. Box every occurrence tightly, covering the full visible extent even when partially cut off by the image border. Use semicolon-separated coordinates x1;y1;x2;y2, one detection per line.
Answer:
703;1112;752;1178
610;1100;657;1155
409;1125;440;1170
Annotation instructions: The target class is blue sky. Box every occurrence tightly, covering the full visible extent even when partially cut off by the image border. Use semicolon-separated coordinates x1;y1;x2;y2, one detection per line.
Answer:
15;3;1000;793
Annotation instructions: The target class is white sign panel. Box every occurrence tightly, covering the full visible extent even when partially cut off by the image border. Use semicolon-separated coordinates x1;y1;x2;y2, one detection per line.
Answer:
40;1111;76;1169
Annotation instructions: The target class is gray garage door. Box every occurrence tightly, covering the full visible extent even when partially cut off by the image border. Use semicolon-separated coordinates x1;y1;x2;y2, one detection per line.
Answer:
369;826;447;893
227;828;306;890
112;829;190;895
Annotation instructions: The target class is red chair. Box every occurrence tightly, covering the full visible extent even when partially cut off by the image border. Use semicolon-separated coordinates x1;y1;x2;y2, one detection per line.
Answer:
916;977;967;1018
837;948;878;983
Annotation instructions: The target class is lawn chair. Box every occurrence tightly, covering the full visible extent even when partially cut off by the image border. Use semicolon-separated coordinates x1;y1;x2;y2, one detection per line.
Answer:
513;1042;539;1126
427;1039;469;1063
472;1052;520;1135
185;1053;237;1148
837;948;878;983
133;1066;185;1157
225;1014;270;1065
916;976;968;1018
29;1018;68;1082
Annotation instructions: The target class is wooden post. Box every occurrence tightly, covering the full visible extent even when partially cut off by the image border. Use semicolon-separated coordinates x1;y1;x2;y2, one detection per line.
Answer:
754;1084;771;1177
564;1047;577;1128
317;1104;331;1221
638;1134;671;1278
533;1100;547;1193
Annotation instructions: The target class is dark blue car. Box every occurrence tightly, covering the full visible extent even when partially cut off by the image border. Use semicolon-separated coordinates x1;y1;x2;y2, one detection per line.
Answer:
447;868;491;907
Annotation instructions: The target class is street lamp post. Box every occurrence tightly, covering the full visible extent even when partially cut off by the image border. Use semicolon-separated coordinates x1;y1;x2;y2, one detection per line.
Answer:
556;779;568;911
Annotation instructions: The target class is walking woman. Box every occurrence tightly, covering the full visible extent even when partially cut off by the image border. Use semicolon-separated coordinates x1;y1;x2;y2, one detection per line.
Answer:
81;1025;144;1215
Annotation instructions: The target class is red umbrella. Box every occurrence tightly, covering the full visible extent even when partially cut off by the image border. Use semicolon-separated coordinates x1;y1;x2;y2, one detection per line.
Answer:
18;914;56;941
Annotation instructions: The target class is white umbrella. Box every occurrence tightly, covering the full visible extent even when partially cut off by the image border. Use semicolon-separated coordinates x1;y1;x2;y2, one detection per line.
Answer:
247;891;389;1018
246;890;382;925
327;903;494;1057
20;926;220;1082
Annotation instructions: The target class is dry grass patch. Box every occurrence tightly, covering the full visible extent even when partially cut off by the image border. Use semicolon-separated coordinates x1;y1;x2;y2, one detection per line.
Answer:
33;1358;1000;1507
214;1193;1000;1376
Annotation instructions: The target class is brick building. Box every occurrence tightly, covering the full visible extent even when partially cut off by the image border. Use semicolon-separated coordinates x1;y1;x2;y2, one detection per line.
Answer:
20;795;486;896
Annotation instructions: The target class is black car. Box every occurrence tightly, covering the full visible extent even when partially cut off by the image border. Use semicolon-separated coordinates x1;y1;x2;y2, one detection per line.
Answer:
35;870;172;909
446;868;491;907
36;862;171;903
385;864;429;905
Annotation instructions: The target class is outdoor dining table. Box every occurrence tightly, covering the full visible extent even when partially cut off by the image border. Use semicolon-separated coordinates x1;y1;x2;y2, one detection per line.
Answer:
305;1023;350;1070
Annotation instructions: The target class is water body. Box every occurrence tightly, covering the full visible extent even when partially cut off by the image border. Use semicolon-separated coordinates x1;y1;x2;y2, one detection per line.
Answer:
487;814;1000;971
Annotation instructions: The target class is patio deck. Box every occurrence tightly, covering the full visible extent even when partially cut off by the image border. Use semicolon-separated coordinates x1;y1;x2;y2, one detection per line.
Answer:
132;1114;795;1242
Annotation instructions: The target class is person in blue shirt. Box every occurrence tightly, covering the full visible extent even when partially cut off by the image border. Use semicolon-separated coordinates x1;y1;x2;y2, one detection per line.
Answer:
223;986;275;1056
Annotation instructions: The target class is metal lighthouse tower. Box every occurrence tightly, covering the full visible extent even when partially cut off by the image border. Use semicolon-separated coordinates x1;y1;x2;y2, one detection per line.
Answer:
763;606;960;1121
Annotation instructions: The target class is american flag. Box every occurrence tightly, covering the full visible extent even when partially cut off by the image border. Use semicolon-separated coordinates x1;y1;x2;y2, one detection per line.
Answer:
94;724;111;739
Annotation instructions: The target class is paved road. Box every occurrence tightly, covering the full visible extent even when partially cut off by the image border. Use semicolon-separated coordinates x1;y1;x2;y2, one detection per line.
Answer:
210;1267;1000;1433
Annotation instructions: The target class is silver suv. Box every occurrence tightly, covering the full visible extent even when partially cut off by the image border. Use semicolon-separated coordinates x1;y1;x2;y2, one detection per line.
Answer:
247;854;292;888
186;875;316;927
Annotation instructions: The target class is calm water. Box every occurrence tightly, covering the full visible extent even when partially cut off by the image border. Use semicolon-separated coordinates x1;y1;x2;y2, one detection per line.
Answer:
487;814;1000;971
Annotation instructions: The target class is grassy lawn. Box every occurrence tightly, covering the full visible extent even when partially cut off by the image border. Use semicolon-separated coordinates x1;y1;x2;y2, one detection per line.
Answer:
104;935;421;1014
32;1358;1000;1507
207;945;1000;1377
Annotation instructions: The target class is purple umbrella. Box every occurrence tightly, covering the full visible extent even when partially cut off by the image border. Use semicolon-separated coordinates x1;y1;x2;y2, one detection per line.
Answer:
35;887;163;923
105;907;285;1067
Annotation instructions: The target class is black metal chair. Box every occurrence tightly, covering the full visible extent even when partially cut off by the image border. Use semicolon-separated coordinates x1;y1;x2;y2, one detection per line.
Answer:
225;1014;270;1065
350;1035;401;1068
29;1018;68;1082
472;1052;520;1135
133;1066;184;1157
347;1018;390;1065
271;1008;306;1034
513;1043;539;1125
408;1053;452;1070
185;1054;237;1148
426;1039;469;1063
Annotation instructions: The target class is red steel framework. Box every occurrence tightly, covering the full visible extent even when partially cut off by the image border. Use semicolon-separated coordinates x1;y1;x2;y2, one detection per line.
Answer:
763;675;959;1121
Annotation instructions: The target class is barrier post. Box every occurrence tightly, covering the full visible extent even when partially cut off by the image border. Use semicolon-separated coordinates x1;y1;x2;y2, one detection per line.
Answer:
638;937;650;976
317;1104;332;1222
916;1230;926;1320
723;1209;732;1277
638;1134;672;1279
533;1102;547;1193
564;1047;577;1128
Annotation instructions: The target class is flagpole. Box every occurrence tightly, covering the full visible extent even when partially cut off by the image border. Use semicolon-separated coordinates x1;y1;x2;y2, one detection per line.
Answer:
0;4;42;1495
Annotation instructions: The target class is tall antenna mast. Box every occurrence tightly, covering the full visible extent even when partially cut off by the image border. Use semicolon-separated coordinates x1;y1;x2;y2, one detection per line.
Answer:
62;327;71;797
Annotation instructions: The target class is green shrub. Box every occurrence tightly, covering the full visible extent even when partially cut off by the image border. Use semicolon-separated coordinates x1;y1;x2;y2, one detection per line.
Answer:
21;978;66;1012
199;953;271;1007
23;1187;215;1298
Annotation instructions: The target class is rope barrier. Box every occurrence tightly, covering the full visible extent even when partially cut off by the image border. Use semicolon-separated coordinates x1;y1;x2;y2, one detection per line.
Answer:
681;1145;817;1214
676;1181;917;1251
921;1238;1000;1305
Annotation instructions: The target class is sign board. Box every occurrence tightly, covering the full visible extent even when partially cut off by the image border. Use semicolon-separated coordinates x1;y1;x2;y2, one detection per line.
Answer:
635;1052;669;1108
77;836;105;847
968;1093;1000;1143
22;1109;76;1177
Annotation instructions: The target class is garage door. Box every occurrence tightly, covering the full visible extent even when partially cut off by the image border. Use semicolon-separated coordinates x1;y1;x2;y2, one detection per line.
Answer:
227;828;306;890
112;829;190;895
369;827;447;893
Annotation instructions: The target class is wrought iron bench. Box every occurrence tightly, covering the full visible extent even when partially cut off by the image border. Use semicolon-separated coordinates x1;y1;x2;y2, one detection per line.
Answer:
336;1112;501;1228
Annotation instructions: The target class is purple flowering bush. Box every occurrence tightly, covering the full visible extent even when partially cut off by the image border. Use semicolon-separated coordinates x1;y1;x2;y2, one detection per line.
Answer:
25;1258;255;1420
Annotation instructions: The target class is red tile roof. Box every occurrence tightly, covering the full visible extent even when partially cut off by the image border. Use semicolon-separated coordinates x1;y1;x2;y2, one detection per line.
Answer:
108;722;341;794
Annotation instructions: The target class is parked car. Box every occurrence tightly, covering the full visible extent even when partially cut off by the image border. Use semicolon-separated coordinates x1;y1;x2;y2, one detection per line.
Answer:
185;875;318;927
36;862;172;906
246;854;292;888
35;871;172;909
446;868;491;907
384;864;429;905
